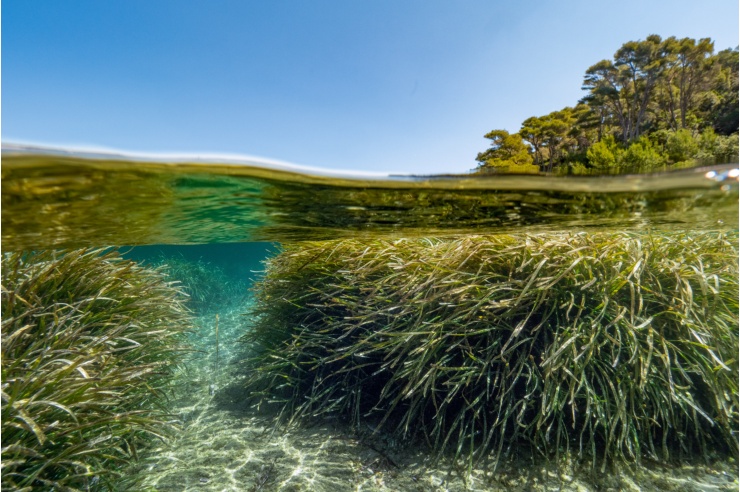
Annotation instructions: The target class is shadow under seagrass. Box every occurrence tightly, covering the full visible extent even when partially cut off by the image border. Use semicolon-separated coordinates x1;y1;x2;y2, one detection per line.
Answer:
244;232;738;470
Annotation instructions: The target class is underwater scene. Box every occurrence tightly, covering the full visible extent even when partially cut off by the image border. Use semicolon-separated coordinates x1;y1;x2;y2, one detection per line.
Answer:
2;145;739;491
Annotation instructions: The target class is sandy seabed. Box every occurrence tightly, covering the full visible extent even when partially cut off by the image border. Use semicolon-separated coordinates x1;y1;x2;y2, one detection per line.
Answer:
133;304;738;492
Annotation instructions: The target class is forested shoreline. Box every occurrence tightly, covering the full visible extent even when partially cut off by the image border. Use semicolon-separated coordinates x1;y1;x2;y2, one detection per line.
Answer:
475;35;739;175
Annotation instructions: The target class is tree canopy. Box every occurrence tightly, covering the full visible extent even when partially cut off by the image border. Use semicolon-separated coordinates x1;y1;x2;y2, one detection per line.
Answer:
475;35;739;175
475;130;538;174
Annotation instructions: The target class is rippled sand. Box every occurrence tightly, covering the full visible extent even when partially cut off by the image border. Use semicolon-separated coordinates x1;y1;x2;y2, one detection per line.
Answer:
132;304;738;492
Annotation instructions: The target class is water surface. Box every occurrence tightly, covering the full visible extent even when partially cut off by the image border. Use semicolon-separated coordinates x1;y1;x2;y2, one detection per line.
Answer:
3;144;738;250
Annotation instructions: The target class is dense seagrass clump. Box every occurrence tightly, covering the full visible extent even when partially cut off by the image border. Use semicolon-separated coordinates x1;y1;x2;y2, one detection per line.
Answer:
1;249;192;491
245;233;738;467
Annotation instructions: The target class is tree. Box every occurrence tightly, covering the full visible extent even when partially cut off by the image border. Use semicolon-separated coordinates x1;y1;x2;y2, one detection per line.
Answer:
586;135;621;171
568;103;600;150
520;107;584;172
664;128;699;163
621;137;666;172
519;116;547;167
658;37;715;130
539;108;576;172
696;128;739;164
475;35;738;176
582;35;667;143
703;47;739;135
475;130;538;173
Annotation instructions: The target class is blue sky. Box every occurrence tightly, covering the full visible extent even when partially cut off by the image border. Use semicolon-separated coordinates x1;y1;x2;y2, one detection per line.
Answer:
3;1;738;174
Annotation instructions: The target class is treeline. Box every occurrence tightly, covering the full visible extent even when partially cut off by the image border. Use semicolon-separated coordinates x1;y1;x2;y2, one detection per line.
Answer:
475;35;739;175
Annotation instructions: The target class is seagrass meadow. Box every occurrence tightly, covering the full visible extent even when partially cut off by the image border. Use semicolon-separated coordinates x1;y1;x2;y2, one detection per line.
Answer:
0;249;192;490
245;232;739;470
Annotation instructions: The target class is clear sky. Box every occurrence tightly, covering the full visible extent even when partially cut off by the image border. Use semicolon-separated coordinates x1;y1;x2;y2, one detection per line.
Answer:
3;1;738;174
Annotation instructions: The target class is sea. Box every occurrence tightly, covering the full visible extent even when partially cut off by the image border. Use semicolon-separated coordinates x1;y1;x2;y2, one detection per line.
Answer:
2;143;738;491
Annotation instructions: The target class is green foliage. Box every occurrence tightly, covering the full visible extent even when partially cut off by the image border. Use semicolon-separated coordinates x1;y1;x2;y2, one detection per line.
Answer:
582;35;666;143
478;35;738;175
1;249;192;491
519;108;581;172
621;137;666;172
665;128;699;163
577;134;671;174
476;130;533;165
554;161;590;176
586;135;622;171
519;116;547;166
658;37;716;131
718;133;739;162
245;233;738;468
478;160;540;174
475;130;538;174
476;160;540;174
697;127;721;157
702;47;739;135
697;128;740;164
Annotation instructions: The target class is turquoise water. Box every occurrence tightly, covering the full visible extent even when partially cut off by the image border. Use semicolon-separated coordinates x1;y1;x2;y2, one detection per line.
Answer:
2;144;739;491
121;243;275;285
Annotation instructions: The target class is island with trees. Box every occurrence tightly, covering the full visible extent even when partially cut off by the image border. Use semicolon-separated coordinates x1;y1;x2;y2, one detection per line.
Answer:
475;35;739;175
